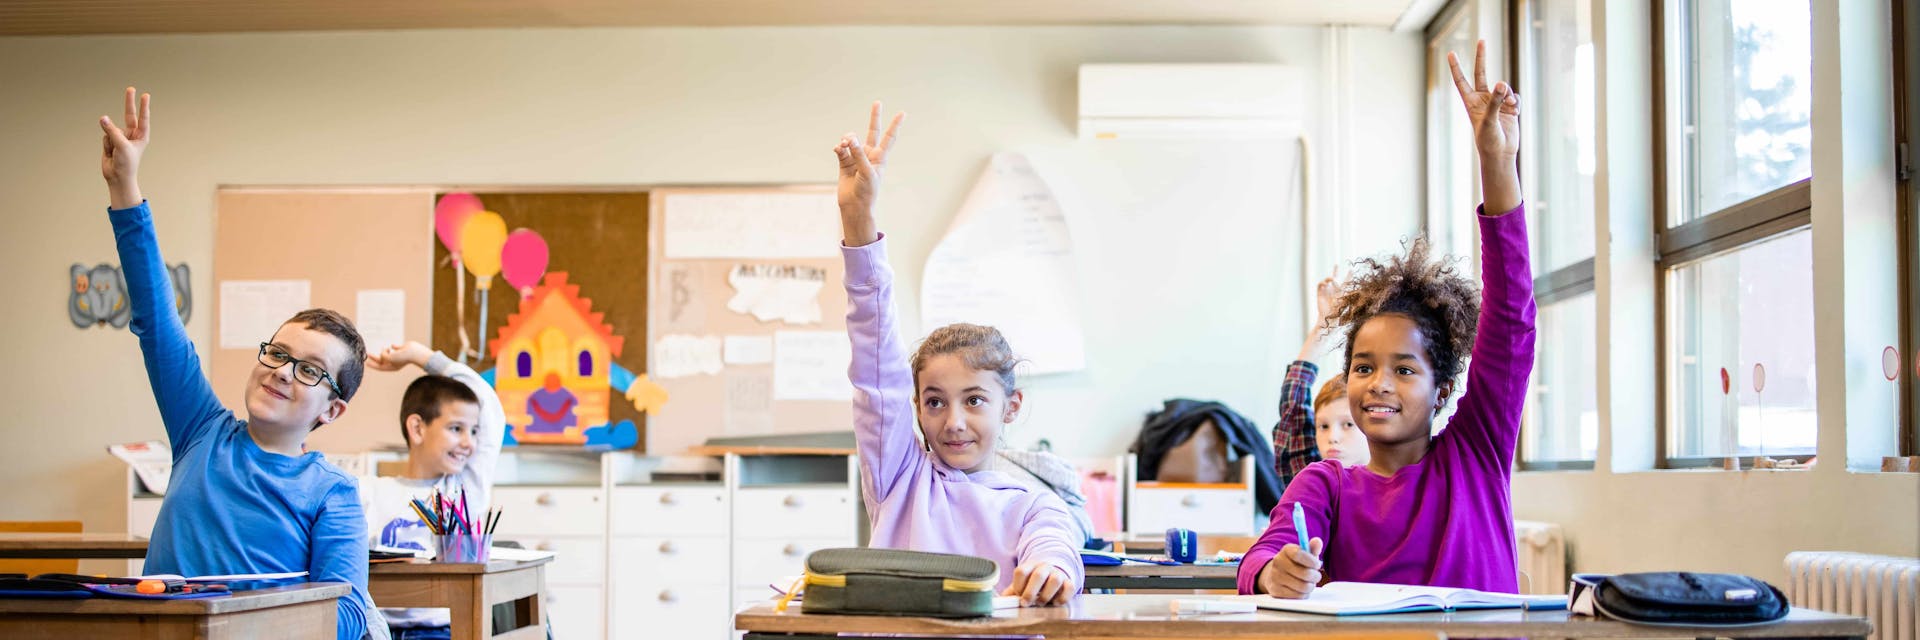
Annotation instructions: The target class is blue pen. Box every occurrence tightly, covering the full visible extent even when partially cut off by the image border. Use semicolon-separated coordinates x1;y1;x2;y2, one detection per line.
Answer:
1291;502;1314;558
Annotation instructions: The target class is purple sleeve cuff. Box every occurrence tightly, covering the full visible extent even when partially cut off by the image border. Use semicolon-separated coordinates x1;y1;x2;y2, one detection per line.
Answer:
840;233;889;288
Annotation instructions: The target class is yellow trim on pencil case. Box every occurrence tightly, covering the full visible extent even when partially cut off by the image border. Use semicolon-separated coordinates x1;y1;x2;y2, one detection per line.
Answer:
802;570;999;593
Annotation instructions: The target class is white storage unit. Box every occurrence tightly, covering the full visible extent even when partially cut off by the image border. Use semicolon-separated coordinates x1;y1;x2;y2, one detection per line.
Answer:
1122;453;1258;535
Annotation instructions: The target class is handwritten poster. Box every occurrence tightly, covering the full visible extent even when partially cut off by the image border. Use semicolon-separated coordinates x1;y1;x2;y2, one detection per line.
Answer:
920;152;1088;374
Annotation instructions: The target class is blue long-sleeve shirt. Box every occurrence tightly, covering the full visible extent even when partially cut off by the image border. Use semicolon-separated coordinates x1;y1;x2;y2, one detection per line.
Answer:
111;201;378;640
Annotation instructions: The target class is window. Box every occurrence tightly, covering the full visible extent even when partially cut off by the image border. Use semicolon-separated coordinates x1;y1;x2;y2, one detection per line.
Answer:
578;350;594;377
516;351;533;379
1517;0;1599;467
1656;0;1815;466
1426;0;1499;258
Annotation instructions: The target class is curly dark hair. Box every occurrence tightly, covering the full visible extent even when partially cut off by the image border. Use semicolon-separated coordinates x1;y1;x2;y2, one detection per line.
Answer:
1328;237;1480;387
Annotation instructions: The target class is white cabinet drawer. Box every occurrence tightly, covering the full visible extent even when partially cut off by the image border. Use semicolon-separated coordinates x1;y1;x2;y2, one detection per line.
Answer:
732;488;855;539
609;583;730;640
1127;486;1253;535
611;487;727;536
544;584;604;640
493;487;605;536
730;536;850;591
610;535;729;586
497;536;605;584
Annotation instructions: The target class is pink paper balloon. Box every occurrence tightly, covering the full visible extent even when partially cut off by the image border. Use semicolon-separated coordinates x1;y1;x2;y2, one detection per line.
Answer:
501;229;550;294
434;193;484;255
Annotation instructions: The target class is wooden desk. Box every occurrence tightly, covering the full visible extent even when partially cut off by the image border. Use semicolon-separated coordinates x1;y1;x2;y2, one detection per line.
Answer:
0;532;149;559
0;582;346;640
736;593;1874;639
1084;563;1239;590
368;557;550;640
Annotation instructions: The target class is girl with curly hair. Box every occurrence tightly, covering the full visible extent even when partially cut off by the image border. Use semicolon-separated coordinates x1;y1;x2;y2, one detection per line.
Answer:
1241;39;1537;598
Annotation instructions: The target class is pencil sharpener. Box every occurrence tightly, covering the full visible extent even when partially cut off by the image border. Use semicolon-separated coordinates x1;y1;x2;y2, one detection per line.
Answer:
1165;527;1198;563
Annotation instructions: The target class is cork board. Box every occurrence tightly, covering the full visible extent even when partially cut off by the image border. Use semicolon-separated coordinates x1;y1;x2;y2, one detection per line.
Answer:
645;186;854;456
211;189;436;452
429;192;649;449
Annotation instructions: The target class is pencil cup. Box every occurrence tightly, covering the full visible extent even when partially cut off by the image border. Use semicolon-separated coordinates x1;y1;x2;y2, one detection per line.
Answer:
434;534;492;563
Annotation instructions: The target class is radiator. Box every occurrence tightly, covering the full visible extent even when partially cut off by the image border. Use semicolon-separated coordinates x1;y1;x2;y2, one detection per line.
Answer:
1514;520;1568;595
1786;551;1920;640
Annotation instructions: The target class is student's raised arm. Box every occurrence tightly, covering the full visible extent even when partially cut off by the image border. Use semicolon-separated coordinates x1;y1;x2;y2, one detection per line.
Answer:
835;103;920;504
102;87;230;452
1443;42;1536;465
1274;270;1339;486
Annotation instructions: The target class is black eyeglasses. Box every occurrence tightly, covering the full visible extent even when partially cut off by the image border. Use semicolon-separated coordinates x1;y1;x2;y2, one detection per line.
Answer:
257;342;343;397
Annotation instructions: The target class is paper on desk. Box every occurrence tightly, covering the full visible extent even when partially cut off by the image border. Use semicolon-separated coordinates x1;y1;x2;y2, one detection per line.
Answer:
108;440;171;496
136;570;308;582
486;547;556;562
920;152;1086;375
219;280;310;349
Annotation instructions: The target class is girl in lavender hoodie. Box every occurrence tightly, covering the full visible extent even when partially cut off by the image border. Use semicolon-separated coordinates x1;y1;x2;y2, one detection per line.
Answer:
831;102;1084;607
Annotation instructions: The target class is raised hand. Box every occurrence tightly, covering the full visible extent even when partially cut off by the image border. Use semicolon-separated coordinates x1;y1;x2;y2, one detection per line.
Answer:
365;341;433;372
832;101;905;247
1446;40;1524;214
99;87;151;209
1299;267;1343;361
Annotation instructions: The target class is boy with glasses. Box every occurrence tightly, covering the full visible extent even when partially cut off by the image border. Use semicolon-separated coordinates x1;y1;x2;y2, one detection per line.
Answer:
99;87;385;640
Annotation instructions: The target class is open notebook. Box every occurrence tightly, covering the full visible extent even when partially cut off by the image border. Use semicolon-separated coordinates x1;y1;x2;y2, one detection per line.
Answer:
1232;582;1568;616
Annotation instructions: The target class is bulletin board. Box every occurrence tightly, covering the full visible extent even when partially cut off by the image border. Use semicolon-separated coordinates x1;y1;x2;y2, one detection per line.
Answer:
210;189;436;453
428;192;649;450
645;186;854;456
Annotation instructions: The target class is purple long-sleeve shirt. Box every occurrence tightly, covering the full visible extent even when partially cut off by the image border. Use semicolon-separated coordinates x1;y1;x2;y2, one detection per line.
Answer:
1238;205;1536;595
844;237;1085;593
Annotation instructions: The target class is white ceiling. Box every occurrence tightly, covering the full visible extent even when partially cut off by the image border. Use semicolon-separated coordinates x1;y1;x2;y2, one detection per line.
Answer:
0;0;1434;36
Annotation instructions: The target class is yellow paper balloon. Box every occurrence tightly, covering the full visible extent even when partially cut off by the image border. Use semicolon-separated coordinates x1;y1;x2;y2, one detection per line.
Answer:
460;211;508;290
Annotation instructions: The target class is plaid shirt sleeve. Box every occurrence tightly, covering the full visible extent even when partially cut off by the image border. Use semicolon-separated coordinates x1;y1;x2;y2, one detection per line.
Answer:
1273;360;1322;489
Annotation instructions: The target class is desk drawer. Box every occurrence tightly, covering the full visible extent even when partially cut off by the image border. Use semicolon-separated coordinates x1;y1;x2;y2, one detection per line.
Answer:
492;487;605;536
1127;486;1253;535
544;584;604;640
732;487;855;539
609;583;730;640
496;536;604;584
731;536;850;591
610;535;729;587
611;487;727;536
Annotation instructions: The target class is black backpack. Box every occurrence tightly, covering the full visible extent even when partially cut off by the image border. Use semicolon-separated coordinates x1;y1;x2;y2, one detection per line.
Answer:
1570;572;1790;626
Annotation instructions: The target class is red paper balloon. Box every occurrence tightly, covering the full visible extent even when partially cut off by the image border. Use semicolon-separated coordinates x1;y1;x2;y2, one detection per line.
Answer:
1719;368;1730;395
434;193;483;255
500;229;550;295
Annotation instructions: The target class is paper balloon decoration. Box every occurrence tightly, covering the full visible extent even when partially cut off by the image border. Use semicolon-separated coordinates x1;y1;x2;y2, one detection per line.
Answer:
434;193;483;256
501;229;550;298
460;211;508;290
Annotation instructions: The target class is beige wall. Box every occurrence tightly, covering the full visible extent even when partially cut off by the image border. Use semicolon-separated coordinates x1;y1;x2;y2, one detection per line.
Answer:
0;24;1422;540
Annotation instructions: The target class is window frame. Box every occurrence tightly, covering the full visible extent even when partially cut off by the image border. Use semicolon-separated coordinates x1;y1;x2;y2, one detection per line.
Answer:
1652;0;1817;469
1512;0;1601;470
1897;0;1916;456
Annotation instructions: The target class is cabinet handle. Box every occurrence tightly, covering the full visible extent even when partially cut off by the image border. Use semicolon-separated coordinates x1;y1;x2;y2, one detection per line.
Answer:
658;492;677;505
658;590;677;603
536;492;555;506
658;541;677;555
783;543;802;557
783;495;804;508
1180;494;1200;508
536;541;555;551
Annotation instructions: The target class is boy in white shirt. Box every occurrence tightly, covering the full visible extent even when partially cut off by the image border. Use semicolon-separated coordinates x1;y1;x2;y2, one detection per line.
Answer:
361;341;506;640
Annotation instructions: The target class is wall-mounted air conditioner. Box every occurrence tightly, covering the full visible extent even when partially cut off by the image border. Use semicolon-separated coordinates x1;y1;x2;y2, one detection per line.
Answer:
1078;64;1305;140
